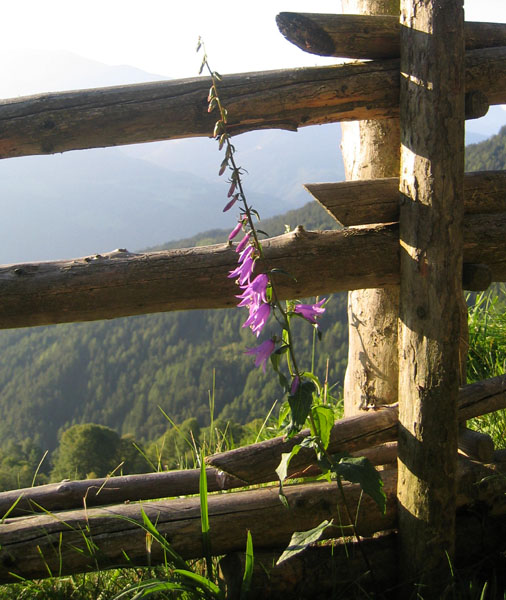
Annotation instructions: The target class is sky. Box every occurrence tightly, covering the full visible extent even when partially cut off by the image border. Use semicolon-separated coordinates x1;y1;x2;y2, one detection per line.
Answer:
1;1;505;80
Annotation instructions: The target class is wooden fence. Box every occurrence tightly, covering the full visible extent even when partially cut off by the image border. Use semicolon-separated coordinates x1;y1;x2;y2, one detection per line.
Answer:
1;6;506;597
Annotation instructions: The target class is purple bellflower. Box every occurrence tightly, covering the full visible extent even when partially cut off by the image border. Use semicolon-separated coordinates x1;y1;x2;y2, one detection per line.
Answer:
294;298;326;324
228;245;255;285
228;220;244;240
245;339;275;372
235;232;251;254
242;302;271;337
236;273;269;310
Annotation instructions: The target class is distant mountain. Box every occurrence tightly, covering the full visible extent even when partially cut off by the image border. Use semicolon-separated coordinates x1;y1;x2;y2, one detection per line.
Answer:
0;202;345;453
1;51;505;265
0;148;289;264
0;50;505;476
0;50;344;264
465;125;506;171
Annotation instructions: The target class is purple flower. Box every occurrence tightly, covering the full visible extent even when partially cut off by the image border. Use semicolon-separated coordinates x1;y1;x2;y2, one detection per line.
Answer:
228;221;243;240
245;339;275;372
294;298;326;324
290;375;300;395
238;243;253;263
242;302;271;337
223;194;238;212
228;254;255;285
235;232;250;254
236;274;269;309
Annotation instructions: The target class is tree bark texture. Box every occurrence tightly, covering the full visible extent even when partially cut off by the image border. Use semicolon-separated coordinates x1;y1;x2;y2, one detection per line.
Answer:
0;372;503;518
0;458;505;583
341;0;400;417
305;170;506;227
0;472;399;583
0;48;505;158
1;215;506;329
276;13;506;59
397;1;465;593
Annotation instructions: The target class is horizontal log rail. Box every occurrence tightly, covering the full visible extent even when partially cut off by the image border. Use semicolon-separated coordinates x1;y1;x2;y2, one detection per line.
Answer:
276;13;506;59
305;170;506;226
0;458;504;583
1;213;506;329
0;47;505;159
1;374;503;517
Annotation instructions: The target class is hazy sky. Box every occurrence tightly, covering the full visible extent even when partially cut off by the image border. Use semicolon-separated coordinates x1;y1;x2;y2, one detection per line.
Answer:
2;1;506;79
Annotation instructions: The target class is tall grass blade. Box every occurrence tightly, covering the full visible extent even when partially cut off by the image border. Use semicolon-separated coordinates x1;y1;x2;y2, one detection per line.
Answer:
199;452;213;581
31;449;48;488
239;530;254;600
173;569;224;598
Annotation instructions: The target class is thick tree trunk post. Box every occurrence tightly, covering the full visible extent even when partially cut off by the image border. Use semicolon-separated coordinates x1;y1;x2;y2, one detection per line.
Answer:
397;0;465;594
341;0;400;416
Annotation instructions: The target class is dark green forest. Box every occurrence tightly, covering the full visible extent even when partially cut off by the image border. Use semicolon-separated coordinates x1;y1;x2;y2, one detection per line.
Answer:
0;126;503;489
0;201;347;486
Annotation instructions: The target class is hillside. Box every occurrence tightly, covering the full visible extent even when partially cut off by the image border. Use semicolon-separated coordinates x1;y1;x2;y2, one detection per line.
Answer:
0;119;503;469
466;125;506;171
0;202;346;453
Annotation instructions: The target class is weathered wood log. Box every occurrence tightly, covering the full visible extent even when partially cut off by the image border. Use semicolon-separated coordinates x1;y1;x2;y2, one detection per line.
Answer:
458;427;495;463
304;170;506;227
0;47;505;158
397;1;465;592
0;227;398;329
276;13;506;59
222;509;506;600
1;373;502;519
462;263;492;291
458;374;506;420
0;472;399;583
2;212;506;329
0;468;244;519
0;458;504;583
206;374;506;483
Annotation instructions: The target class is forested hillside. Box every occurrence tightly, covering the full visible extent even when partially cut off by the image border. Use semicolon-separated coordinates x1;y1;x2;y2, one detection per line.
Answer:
465;125;506;171
0;128;503;487
0;202;346;455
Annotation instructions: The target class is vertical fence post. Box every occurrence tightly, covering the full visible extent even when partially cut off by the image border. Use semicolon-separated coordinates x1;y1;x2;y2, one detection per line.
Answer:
341;0;400;417
397;0;465;594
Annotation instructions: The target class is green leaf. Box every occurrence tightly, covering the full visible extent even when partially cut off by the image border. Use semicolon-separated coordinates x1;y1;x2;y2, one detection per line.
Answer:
240;530;254;600
276;520;333;565
311;405;334;450
287;381;315;434
335;456;386;514
276;445;301;505
276;445;301;483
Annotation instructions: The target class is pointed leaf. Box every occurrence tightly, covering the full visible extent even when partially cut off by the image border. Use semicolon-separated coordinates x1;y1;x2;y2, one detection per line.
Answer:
335;456;386;514
240;531;254;600
276;445;302;483
276;520;333;565
287;381;315;433
311;405;334;450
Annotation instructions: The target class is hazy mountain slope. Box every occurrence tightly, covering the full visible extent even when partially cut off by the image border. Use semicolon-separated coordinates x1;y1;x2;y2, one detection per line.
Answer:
0;52;504;456
465;125;506;171
0;51;344;264
0;203;345;452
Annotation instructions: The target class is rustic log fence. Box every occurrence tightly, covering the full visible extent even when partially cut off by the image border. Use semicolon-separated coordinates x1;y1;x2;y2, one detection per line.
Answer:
1;5;506;596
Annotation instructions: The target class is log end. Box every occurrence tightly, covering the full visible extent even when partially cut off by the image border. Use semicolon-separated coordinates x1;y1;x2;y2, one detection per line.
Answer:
276;12;335;57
